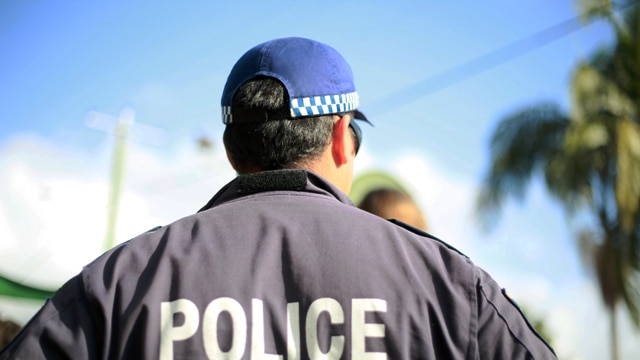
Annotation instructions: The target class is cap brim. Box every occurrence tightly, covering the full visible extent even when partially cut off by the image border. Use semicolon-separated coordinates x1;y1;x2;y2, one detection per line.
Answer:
353;109;373;126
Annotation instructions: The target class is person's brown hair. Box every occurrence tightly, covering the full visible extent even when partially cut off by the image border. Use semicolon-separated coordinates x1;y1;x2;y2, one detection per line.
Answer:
358;188;428;230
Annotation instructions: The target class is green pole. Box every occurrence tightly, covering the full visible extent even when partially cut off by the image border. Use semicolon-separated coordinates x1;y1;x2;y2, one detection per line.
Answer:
103;109;132;252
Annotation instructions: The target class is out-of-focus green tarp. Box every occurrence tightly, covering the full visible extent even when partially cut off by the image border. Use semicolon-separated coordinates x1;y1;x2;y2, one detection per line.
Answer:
0;274;55;301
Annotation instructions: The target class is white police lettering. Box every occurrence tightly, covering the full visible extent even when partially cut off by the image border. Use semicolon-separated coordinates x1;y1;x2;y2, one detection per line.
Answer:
352;299;387;359
252;299;282;360
159;297;388;360
306;298;345;359
203;297;247;359
287;302;301;360
160;299;200;360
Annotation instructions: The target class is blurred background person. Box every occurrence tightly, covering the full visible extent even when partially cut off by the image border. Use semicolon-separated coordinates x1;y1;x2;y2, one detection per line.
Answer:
0;317;21;350
351;170;429;231
358;187;428;231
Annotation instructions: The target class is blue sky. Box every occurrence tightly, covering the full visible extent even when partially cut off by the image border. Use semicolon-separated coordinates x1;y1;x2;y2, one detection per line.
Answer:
1;1;639;358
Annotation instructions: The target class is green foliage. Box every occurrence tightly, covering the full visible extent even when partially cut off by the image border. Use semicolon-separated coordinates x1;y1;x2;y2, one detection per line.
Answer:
477;1;640;358
519;304;555;348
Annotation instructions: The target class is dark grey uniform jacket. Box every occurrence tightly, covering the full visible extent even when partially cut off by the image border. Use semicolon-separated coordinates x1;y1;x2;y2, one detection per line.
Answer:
0;170;556;359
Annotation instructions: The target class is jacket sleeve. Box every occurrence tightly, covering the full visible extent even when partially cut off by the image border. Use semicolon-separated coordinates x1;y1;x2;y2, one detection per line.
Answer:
474;268;557;360
0;275;102;360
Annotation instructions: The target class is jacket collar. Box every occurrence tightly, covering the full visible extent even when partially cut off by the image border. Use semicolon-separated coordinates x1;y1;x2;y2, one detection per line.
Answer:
198;170;354;213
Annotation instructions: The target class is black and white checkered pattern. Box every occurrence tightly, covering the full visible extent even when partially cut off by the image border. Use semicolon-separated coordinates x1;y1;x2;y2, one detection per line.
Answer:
290;91;359;117
222;106;233;124
222;91;359;124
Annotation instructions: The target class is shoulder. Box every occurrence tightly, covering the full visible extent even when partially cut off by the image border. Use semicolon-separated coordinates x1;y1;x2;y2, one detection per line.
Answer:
366;213;474;271
386;218;469;258
343;209;479;286
77;223;173;298
474;267;557;358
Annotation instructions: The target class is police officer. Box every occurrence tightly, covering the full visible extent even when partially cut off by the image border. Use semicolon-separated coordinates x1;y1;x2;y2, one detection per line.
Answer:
0;37;556;359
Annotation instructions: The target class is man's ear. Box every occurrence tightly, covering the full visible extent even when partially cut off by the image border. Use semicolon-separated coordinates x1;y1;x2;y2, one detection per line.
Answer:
331;115;351;166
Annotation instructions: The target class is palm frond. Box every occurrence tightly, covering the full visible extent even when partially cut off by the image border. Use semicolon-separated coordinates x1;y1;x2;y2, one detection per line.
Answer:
571;62;635;123
577;0;615;24
476;102;569;230
616;120;640;232
586;4;640;116
478;2;640;348
621;263;640;329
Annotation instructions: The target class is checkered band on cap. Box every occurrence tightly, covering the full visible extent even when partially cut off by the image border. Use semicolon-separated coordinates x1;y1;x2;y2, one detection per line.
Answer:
222;106;233;124
222;91;359;124
290;91;359;117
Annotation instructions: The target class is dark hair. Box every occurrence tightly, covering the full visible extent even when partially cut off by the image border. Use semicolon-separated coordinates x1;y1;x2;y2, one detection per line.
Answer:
223;78;335;174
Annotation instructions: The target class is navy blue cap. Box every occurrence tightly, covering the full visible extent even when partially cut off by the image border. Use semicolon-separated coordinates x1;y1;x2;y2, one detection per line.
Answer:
221;37;371;126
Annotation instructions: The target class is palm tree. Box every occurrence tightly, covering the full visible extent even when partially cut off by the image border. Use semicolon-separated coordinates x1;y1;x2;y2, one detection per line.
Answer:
476;2;640;359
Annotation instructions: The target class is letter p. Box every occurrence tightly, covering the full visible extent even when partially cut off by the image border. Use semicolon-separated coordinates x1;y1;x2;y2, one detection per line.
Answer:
160;299;200;360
